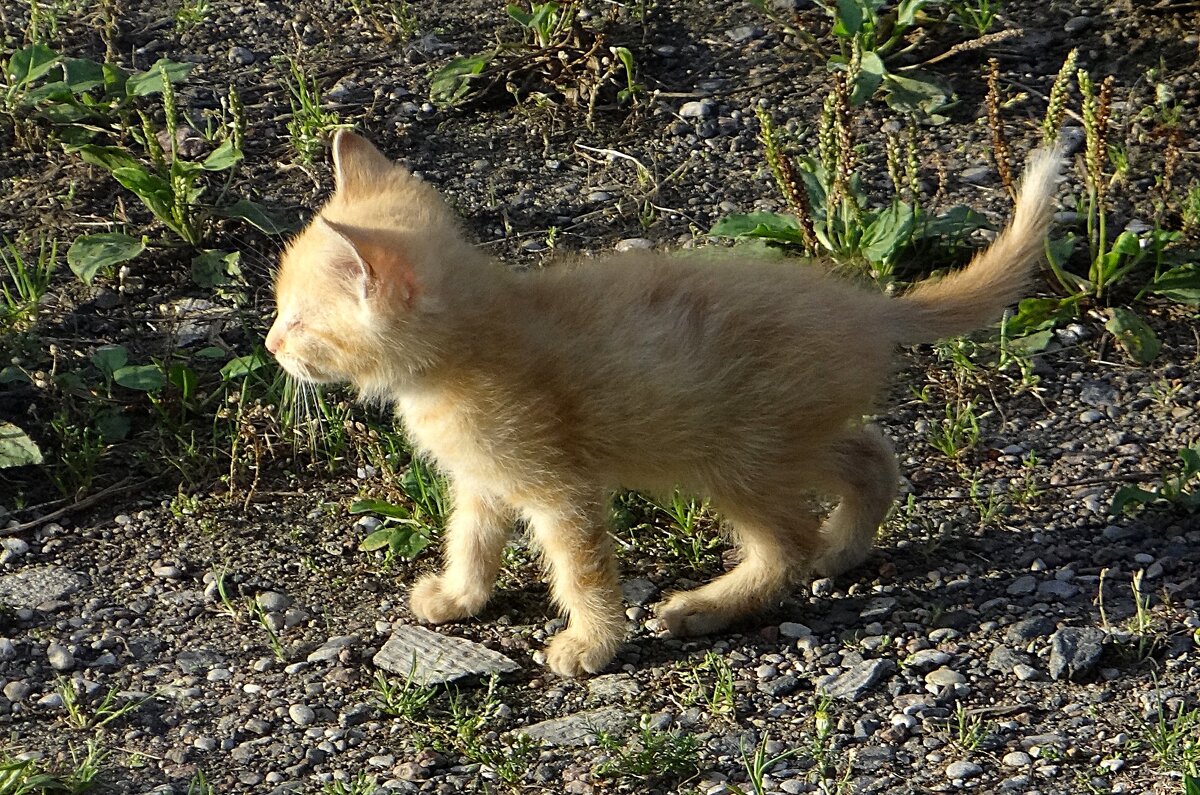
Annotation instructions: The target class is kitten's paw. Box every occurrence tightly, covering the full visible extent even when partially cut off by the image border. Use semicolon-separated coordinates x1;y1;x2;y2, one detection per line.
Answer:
657;593;733;637
544;628;619;678
409;574;487;624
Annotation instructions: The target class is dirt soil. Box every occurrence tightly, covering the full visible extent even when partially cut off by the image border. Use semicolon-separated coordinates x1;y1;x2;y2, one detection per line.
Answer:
2;0;1200;793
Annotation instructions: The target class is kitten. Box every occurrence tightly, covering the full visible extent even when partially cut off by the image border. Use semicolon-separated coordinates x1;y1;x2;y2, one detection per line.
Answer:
267;130;1060;677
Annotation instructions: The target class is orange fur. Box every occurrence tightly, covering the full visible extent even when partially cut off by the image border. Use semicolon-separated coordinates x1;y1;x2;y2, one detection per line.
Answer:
267;130;1061;677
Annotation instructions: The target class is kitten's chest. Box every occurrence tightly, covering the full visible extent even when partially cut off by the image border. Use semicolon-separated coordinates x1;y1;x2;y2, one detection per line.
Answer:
396;392;514;486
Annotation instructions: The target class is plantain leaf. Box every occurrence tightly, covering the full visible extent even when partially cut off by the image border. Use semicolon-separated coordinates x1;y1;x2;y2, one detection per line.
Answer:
0;422;42;468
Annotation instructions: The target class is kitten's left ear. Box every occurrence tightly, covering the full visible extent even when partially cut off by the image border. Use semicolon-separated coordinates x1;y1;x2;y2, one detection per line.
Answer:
331;129;396;196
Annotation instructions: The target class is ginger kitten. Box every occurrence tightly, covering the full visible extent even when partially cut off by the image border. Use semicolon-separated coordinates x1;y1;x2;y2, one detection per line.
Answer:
267;130;1060;677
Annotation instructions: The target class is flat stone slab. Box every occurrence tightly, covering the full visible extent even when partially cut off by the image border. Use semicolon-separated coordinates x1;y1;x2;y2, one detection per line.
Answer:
516;707;634;747
372;625;518;686
0;566;87;609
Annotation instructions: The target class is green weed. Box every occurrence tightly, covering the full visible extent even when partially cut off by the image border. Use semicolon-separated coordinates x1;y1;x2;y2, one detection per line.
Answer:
174;0;211;30
677;650;737;721
732;733;801;795
1111;444;1200;515
1;236;57;331
369;667;437;721
926;399;980;460
0;740;105;794
283;58;342;166
1144;700;1200;778
595;713;699;783
712;96;989;288
429;2;641;124
322;773;378;795
56;677;149;730
945;0;1001;35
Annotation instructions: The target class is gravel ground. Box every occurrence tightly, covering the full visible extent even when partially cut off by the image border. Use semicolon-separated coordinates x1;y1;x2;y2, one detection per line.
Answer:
2;0;1200;793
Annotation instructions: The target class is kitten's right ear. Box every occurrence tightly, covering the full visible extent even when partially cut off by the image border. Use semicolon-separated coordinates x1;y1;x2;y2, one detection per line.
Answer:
331;129;395;196
317;215;376;300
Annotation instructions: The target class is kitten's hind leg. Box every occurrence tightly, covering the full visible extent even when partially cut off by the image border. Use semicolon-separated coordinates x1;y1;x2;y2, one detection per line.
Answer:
410;489;511;624
658;500;819;637
525;498;624;678
809;425;898;578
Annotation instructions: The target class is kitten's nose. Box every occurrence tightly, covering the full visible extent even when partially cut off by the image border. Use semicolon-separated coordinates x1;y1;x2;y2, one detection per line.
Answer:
265;323;283;355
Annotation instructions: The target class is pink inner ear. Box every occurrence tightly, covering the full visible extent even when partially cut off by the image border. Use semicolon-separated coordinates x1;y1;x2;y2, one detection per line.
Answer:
319;217;419;306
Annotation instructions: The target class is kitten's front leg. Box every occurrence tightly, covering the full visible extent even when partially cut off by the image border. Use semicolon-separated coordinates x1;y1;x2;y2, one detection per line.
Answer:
410;489;511;624
526;500;625;677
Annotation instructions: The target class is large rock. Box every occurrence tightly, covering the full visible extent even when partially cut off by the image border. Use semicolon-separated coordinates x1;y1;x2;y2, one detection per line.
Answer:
373;625;518;686
1048;627;1105;681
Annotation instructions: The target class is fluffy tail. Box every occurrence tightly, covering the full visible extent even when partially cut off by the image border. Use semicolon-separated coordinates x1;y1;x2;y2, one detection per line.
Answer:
894;146;1063;343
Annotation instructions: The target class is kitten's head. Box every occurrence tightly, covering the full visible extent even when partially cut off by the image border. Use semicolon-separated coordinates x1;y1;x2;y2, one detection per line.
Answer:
266;130;470;396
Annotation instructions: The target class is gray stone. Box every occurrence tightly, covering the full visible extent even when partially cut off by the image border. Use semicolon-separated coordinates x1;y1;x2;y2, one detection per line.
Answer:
726;25;761;42
615;237;653;252
1037;579;1079;599
257;591;292;612
1049;627;1105;681
517;706;633;747
987;646;1030;674
811;578;834;597
1079;409;1104;424
289;704;316;726
758;674;801;697
152;565;183;579
1013;664;1040;681
621;578;658;606
905;649;950;671
1006;575;1037;596
373;626;518;686
946;760;983;779
859;597;896;621
46;642;74;671
307;635;358;663
0;638;16;661
817;658;896;701
229;46;255;65
779;622;811;638
678;100;714;119
1003;751;1032;767
961;166;991;185
3;681;31;702
925;667;966;687
176;648;225;674
0;566;87;609
1006;617;1055;645
1064;15;1092;34
853;745;895;771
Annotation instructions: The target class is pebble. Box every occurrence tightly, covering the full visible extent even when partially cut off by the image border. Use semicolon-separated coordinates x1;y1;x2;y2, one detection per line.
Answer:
946;760;983;779
1064;15;1092;34
289;704;316;726
1006;575;1037;596
679;100;715;119
0;639;16;661
1003;751;1032;767
46;642;74;671
615;237;653;252
229;46;255;65
257;591;292;612
4;681;31;702
905;649;950;670
961;166;991;185
925;667;966;687
779;622;811;638
811;578;834;597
